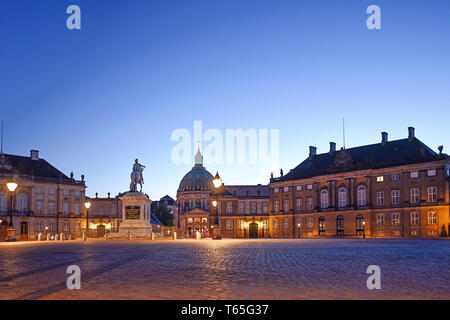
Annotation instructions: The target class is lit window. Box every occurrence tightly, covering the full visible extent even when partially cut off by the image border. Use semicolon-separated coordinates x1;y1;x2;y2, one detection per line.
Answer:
427;187;437;202
376;191;384;206
410;212;419;225
376;176;384;182
263;220;268;230
273;219;279;230
410;188;420;204
410;172;419;179
392;213;400;226
239;220;244;230
226;220;233;230
427;211;437;225
283;199;289;212
63;222;70;231
296;217;302;228
391;190;400;205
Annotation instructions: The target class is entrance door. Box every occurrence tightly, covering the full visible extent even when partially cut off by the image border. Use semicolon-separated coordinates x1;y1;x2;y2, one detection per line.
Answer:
97;225;106;238
20;222;28;240
249;223;259;238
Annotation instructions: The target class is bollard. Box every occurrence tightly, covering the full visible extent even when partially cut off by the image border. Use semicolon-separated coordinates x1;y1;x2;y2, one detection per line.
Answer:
173;232;177;240
196;231;201;240
151;232;155;240
128;233;132;241
38;233;42;241
60;233;64;241
46;234;50;241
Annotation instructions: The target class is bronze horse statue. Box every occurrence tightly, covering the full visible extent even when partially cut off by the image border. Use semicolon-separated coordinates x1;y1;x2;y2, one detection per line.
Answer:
130;159;145;192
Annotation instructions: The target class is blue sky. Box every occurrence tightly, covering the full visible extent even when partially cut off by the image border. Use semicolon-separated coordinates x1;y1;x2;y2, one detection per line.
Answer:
1;0;449;199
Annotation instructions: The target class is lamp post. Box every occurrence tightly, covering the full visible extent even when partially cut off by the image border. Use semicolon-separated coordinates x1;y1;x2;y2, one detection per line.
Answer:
84;200;91;240
6;182;18;241
212;172;222;240
362;220;366;239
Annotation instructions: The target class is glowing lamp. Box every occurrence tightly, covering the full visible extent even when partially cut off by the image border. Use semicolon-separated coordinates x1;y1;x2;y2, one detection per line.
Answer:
6;182;18;192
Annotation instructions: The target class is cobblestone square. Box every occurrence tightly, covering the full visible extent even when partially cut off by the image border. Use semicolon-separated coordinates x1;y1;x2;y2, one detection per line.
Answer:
0;239;449;300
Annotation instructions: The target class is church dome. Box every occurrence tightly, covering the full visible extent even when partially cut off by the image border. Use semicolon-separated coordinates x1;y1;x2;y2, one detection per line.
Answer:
178;148;214;192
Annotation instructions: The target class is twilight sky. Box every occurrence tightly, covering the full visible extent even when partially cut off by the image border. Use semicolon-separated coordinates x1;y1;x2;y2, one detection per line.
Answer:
1;0;449;199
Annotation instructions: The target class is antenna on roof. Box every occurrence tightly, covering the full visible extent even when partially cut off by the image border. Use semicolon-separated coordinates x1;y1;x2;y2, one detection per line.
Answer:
342;117;346;150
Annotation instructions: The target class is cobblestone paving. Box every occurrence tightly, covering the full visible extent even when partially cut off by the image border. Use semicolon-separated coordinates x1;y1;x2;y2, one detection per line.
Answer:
0;239;449;300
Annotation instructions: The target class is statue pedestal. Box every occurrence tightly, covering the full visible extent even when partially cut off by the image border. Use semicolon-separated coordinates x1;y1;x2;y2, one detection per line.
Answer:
113;192;152;238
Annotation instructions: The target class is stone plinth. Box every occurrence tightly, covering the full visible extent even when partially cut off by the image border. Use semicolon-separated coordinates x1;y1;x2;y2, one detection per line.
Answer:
111;192;152;238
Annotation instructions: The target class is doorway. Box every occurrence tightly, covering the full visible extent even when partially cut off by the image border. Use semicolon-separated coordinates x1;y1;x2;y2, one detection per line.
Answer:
249;223;258;238
20;222;28;240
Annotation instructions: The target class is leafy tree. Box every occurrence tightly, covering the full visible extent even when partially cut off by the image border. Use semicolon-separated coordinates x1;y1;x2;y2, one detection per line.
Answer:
154;204;174;227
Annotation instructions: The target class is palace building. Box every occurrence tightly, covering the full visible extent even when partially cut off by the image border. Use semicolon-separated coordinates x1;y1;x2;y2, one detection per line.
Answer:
177;127;449;239
269;127;450;238
0;150;87;240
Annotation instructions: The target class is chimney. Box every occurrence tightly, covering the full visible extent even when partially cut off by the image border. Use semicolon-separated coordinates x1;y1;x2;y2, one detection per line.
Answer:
381;132;388;145
408;127;415;141
309;146;317;158
329;142;336;153
30;150;39;160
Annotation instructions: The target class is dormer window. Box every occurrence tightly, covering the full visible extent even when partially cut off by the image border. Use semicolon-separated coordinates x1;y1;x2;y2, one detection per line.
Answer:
427;169;436;177
410;171;419;179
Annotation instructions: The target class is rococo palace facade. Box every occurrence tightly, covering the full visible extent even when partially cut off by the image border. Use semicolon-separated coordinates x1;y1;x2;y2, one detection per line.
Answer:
177;127;450;239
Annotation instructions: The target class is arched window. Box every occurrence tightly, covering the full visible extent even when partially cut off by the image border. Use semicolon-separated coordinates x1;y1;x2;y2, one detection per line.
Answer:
356;214;365;235
320;190;328;209
357;186;367;207
195;199;201;209
318;216;325;236
338;188;347;208
336;215;344;236
19;194;28;213
187;218;193;224
0;193;6;213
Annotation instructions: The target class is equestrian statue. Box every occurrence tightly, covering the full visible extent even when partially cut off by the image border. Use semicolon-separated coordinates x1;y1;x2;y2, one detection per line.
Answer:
130;159;145;192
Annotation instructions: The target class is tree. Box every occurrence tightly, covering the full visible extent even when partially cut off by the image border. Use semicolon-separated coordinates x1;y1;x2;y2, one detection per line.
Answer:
154;204;174;227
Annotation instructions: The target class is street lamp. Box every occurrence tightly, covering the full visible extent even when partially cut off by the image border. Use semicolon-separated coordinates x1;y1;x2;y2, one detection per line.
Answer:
6;181;18;241
84;201;91;239
212;172;222;240
362;220;366;239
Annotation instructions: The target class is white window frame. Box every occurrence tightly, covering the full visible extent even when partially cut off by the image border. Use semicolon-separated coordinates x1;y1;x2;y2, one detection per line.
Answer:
391;190;400;205
410;171;419;179
392;212;400;226
391;174;399;181
427;169;436;177
338;188;346;208
427;187;437;203
306;198;313;211
411;188;420;204
283;199;289;212
410;212;419;225
357;186;366;207
320;190;328;209
427;211;437;225
376;191;384;206
273;201;279;213
295;198;302;211
376;214;385;226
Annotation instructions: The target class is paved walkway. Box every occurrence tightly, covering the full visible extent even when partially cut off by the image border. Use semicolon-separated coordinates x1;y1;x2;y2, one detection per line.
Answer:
0;239;448;300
